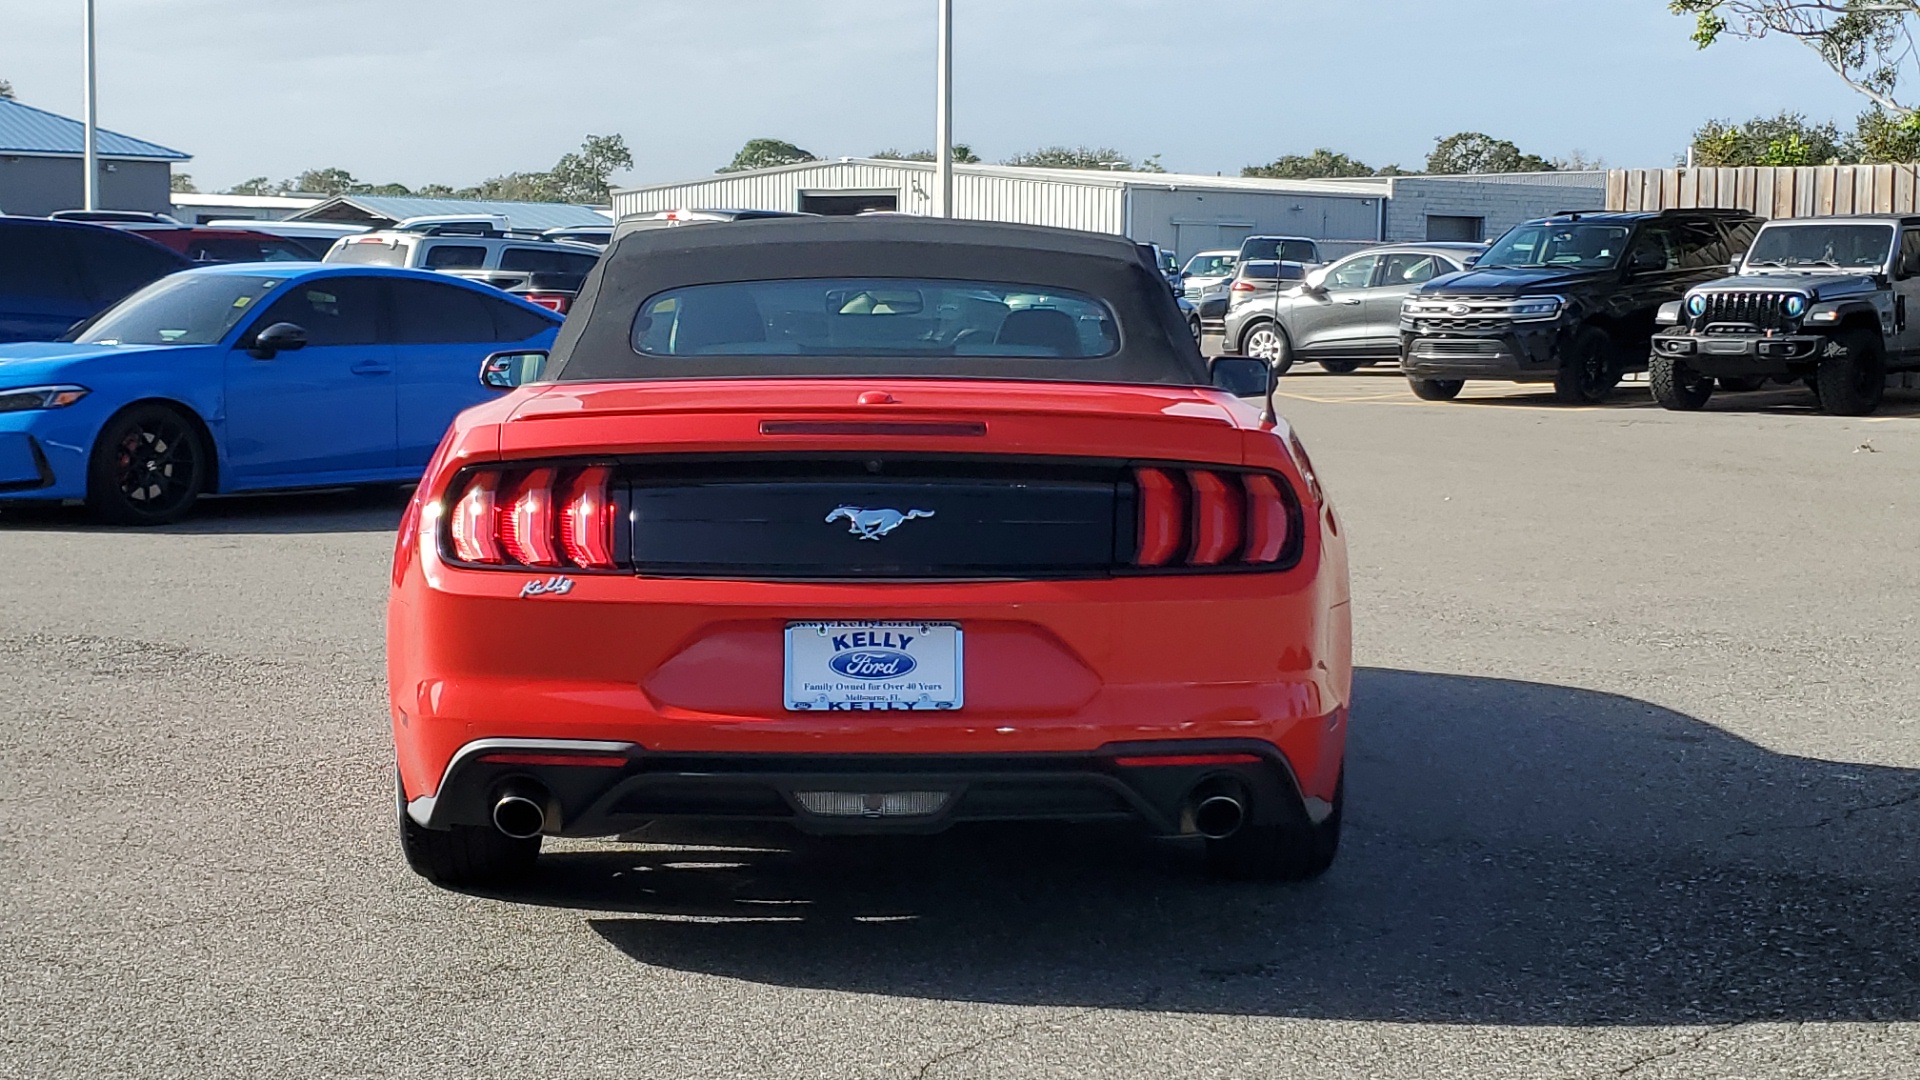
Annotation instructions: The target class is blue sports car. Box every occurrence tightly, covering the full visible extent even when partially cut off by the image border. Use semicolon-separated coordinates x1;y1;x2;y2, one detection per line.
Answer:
0;263;563;523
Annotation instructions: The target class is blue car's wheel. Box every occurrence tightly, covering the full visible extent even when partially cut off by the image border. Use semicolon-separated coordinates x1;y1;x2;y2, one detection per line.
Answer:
85;403;207;525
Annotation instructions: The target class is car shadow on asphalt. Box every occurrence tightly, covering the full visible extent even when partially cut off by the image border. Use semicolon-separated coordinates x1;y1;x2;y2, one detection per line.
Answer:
480;667;1920;1026
0;484;413;535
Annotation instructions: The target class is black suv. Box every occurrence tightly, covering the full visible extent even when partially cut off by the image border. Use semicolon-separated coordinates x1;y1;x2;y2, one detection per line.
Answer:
1398;209;1762;403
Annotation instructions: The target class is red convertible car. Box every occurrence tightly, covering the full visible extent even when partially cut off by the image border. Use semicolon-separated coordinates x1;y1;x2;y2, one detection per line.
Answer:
388;218;1351;886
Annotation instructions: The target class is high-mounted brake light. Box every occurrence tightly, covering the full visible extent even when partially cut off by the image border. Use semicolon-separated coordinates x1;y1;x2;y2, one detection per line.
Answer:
444;466;619;570
1132;466;1297;570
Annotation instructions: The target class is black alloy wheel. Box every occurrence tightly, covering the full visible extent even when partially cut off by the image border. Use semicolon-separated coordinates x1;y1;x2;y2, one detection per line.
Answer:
84;403;207;525
1649;355;1714;411
1408;377;1465;401
1553;327;1622;405
1814;329;1886;416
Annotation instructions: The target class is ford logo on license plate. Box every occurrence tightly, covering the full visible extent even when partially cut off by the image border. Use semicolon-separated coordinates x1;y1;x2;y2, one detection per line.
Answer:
829;650;918;679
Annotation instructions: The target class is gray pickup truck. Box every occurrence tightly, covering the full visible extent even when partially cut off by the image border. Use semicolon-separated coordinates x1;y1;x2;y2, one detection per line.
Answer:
1650;214;1920;415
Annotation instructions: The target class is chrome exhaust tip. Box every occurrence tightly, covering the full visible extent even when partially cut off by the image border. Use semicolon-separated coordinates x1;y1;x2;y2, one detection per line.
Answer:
1192;794;1246;840
491;784;551;840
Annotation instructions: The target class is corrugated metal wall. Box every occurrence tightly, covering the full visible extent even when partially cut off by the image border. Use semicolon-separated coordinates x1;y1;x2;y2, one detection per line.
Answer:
613;162;916;216
1607;166;1920;218
1128;188;1380;259
611;161;1127;232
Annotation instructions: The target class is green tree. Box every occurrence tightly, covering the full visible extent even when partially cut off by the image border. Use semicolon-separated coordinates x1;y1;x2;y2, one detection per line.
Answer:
169;173;198;194
413;183;459;198
0;78;13;100
1672;1;1920;116
545;133;633;203
1855;106;1920;162
871;144;982;163
720;138;818;173
1242;148;1376;179
1003;145;1138;170
284;167;364;196
1689;112;1846;165
226;177;276;196
1425;132;1556;174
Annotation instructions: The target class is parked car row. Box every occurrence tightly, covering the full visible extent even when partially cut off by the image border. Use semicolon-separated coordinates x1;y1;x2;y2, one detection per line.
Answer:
1204;206;1916;416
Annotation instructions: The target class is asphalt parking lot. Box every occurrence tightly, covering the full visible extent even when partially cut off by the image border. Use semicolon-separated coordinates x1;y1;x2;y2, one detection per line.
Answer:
4;373;1919;1079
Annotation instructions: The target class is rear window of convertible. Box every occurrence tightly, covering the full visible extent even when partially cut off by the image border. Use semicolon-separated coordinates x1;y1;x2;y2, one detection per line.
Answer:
630;278;1121;359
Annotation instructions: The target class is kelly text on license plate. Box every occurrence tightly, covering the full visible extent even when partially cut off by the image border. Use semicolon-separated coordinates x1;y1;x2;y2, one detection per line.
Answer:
784;622;963;711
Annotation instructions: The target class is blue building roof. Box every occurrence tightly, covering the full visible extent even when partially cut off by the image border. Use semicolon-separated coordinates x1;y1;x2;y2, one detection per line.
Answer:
290;194;610;231
0;97;190;161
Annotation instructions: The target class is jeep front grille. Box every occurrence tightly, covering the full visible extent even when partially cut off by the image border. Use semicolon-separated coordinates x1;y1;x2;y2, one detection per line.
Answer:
1695;291;1798;333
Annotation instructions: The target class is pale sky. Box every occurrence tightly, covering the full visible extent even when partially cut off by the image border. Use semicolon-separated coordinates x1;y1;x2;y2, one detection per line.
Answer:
0;0;1873;194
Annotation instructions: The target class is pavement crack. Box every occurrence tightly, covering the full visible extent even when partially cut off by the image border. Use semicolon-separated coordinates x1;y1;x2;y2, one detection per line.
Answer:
1609;1021;1748;1078
1727;788;1920;840
909;1004;1108;1079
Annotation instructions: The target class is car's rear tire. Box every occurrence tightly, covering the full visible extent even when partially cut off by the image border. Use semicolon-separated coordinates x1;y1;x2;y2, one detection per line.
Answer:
1319;358;1363;374
1240;321;1294;376
1649;355;1714;411
1553;326;1621;405
398;774;540;889
1205;770;1343;882
1408;377;1464;401
84;402;208;525
1815;329;1885;416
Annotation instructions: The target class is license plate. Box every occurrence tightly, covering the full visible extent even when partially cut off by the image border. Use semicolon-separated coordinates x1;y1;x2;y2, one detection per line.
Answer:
784;621;963;712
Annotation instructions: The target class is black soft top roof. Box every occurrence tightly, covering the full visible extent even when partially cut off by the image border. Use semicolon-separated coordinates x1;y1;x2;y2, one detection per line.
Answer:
544;216;1210;386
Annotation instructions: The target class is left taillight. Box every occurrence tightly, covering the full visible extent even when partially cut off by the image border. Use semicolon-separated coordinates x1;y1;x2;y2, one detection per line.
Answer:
522;292;571;313
443;465;620;570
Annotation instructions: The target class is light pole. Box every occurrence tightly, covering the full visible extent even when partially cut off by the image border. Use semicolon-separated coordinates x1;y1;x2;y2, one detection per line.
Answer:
934;0;953;218
82;0;99;211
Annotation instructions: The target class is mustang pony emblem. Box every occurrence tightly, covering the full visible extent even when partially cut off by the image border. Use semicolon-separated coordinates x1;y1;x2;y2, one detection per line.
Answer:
826;505;935;541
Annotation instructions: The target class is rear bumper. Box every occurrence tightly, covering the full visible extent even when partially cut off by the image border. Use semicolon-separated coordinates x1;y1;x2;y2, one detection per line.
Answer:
404;734;1334;838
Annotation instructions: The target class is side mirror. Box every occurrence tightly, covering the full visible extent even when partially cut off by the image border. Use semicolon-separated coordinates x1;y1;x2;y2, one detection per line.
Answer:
1302;267;1330;295
1726;257;1744;276
1210;357;1273;398
480;349;548;390
249;322;307;359
1463;254;1481;268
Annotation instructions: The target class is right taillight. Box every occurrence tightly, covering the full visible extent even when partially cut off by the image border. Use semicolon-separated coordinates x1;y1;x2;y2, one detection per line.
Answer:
443;465;620;570
1230;281;1256;292
1132;466;1299;570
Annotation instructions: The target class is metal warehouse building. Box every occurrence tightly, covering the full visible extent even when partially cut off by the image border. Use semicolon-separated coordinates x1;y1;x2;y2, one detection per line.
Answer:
610;159;1606;260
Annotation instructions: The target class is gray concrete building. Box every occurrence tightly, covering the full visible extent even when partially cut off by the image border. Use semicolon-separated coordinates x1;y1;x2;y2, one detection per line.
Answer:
0;97;188;217
610;159;1605;260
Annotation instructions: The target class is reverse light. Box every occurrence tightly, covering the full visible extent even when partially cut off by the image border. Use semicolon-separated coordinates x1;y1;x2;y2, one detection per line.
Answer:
445;465;620;570
1131;466;1300;570
0;385;90;412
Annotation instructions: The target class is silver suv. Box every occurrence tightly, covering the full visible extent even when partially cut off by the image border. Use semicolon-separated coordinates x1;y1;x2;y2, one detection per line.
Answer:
324;215;603;280
1224;243;1482;373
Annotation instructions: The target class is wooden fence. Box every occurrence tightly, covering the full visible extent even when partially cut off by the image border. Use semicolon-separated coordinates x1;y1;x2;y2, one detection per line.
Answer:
1607;166;1920;219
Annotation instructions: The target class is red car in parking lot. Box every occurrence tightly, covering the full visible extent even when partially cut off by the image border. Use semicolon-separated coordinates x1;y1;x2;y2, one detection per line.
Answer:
387;218;1351;887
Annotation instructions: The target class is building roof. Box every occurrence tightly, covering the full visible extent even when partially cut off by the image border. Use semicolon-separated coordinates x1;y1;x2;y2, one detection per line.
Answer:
288;194;612;231
0;97;190;161
612;158;1609;202
171;192;322;212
